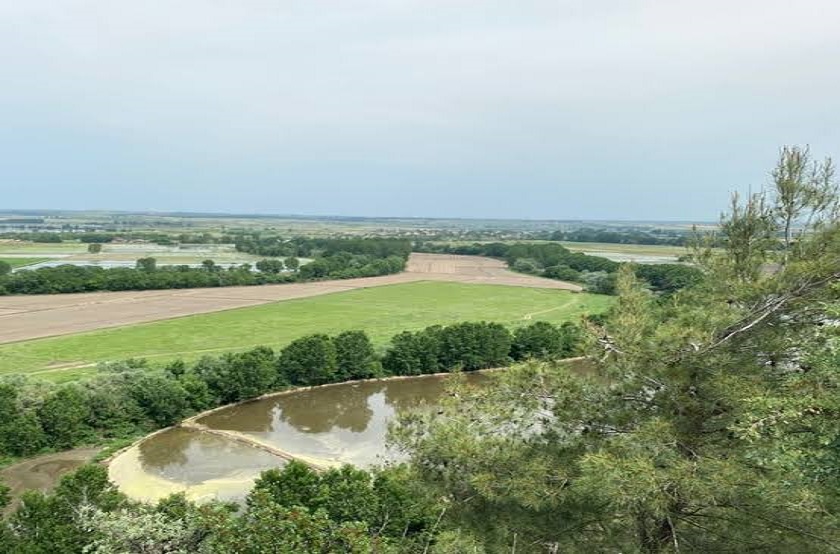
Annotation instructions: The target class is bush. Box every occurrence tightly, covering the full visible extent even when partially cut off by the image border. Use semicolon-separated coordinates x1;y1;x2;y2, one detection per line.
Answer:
543;264;581;281
581;270;617;294
512;258;541;274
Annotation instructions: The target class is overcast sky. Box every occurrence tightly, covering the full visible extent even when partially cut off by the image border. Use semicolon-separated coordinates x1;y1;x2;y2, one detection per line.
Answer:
1;1;838;221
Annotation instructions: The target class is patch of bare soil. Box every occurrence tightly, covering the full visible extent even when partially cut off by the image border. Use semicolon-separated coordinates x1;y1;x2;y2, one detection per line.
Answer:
1;448;100;514
0;254;581;344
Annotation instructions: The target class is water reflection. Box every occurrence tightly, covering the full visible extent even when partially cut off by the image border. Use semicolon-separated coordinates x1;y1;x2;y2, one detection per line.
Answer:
137;427;283;485
197;373;487;467
112;364;594;502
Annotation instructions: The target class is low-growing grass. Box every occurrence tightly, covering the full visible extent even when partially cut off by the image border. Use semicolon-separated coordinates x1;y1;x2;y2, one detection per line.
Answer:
0;242;86;255
0;258;48;268
0;281;612;380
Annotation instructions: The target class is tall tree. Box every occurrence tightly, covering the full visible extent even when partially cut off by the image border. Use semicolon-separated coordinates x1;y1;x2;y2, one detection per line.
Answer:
771;145;837;261
277;335;338;385
135;257;157;272
38;386;92;449
334;330;381;380
394;147;840;553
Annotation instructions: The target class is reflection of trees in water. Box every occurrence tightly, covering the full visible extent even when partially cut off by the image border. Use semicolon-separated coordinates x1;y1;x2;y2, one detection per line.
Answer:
203;375;491;439
277;383;377;434
382;377;447;413
200;400;276;433
138;428;191;470
382;374;489;414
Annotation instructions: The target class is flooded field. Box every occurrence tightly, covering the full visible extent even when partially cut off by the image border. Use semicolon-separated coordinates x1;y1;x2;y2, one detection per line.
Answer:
577;251;679;264
17;260;252;271
109;372;489;503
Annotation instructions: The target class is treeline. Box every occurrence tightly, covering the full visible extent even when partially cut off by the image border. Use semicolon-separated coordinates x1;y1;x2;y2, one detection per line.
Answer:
297;253;406;281
418;241;702;294
0;252;407;296
545;227;691;246
0;460;444;552
0;321;580;459
0;264;294;295
233;235;412;259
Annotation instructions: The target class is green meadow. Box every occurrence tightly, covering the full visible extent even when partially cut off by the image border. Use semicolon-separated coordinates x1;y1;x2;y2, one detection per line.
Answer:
0;258;48;268
0;281;612;381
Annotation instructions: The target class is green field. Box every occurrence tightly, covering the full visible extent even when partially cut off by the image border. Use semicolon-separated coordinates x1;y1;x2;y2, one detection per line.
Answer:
0;242;86;255
0;282;612;381
0;258;48;268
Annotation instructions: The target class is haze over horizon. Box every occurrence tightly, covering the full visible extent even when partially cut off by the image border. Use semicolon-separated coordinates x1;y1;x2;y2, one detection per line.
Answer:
2;1;838;220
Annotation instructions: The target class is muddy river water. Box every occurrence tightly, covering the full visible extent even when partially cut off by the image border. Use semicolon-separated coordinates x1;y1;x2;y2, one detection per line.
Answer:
109;372;489;503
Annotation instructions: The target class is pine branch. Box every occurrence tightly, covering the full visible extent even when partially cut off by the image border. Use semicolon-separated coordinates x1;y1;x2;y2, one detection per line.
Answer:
698;271;840;355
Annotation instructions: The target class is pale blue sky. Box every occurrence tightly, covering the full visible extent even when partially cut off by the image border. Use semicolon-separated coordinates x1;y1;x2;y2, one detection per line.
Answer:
1;1;838;220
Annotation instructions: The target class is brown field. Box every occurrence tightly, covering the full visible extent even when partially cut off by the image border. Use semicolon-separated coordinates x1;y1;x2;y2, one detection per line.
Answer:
0;254;580;344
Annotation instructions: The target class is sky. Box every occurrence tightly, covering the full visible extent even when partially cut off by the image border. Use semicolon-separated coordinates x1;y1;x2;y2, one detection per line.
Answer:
1;1;839;221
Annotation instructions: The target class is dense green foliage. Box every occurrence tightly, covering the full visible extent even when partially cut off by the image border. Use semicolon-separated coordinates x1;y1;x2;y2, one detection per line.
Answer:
297;253;406;281
0;263;292;295
545;227;693;246
233;236;412;259
6;150;833;553
0;243;408;295
334;331;382;381
277;334;339;386
394;147;840;552
380;321;577;375
0;320;580;459
417;240;701;294
0;480;9;511
0;461;441;553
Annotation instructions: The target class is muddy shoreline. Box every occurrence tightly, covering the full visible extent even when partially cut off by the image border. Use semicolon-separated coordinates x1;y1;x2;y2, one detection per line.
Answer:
1;448;100;514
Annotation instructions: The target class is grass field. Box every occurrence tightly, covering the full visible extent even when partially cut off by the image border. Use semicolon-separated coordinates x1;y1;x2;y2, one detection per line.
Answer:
0;242;86;255
0;258;48;268
0;281;611;381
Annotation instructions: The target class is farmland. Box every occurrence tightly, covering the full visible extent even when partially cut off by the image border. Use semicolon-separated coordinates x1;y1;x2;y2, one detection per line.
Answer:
0;253;579;343
560;241;687;258
0;281;611;380
0;241;264;269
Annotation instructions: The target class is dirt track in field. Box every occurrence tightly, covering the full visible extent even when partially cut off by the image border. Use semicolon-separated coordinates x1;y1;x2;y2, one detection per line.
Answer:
0;254;581;344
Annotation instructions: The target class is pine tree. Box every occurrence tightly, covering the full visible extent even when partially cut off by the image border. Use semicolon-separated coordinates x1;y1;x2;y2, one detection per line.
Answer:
394;147;840;553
